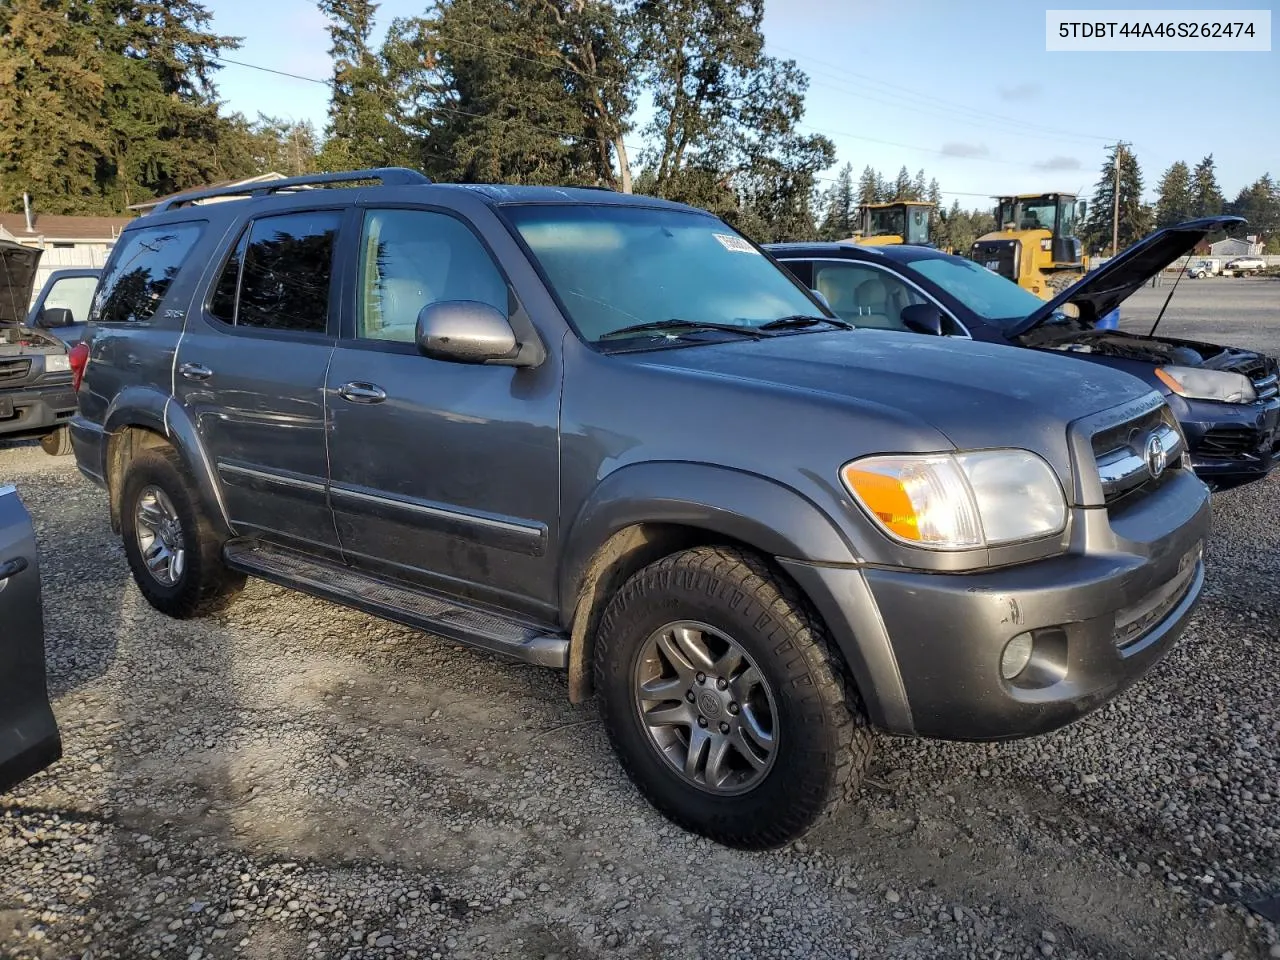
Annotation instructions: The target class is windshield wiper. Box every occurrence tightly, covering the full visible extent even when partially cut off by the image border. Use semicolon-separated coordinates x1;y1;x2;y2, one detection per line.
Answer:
598;319;771;341
758;314;853;331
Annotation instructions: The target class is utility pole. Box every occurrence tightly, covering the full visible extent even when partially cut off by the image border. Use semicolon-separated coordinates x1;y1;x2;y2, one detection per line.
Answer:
1110;141;1131;256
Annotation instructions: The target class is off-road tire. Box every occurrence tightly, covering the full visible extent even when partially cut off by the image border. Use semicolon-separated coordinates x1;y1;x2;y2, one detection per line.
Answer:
39;426;73;457
1045;271;1082;295
120;447;245;619
594;545;874;849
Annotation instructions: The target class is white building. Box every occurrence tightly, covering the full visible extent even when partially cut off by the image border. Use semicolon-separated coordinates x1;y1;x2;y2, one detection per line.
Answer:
0;212;134;295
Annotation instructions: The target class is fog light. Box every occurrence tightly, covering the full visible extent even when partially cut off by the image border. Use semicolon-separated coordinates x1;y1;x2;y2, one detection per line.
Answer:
1000;632;1034;680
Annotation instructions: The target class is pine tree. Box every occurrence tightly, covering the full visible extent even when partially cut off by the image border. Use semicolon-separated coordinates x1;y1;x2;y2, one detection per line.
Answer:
856;166;878;206
892;165;911;201
910;169;927;202
1191;154;1224;218
817;163;855;240
1227;174;1280;242
1082;145;1150;255
316;0;410;171
1154;161;1194;227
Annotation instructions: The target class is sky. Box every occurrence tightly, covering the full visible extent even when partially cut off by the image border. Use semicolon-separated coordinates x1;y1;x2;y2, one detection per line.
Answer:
206;0;1279;206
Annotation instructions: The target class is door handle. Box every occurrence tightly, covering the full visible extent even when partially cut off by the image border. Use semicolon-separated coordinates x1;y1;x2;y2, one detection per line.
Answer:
179;362;214;381
0;556;28;582
338;382;387;404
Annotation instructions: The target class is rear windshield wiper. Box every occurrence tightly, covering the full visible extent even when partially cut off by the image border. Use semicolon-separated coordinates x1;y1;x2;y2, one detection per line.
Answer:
758;314;853;331
598;319;772;341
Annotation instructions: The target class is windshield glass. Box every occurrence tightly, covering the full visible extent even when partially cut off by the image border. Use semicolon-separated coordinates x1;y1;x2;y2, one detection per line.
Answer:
504;205;823;344
905;254;1049;329
867;207;906;239
1018;197;1057;232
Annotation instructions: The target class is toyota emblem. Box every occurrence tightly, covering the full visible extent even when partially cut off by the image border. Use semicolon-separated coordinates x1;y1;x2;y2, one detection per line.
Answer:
1145;434;1167;478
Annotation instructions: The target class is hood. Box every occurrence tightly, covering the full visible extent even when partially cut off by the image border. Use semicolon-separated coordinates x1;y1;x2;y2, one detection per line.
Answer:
0;240;42;326
636;329;1156;458
1011;215;1245;336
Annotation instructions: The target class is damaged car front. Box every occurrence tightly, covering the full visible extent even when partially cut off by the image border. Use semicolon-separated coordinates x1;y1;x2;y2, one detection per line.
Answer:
1010;217;1279;489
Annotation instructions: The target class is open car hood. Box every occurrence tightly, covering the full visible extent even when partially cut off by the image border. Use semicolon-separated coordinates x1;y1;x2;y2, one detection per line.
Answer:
1010;216;1245;336
0;240;42;326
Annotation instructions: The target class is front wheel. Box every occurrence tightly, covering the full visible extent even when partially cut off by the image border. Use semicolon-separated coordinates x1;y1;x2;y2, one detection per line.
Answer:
594;546;874;849
39;426;72;457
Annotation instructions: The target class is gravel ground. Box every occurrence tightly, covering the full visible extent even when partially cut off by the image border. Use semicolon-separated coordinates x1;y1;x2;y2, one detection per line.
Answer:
1;282;1278;959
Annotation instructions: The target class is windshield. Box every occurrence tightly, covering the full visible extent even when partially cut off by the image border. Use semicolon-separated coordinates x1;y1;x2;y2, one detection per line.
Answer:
867;207;906;239
905;207;929;245
905;254;1050;329
1018;198;1056;232
504;205;824;344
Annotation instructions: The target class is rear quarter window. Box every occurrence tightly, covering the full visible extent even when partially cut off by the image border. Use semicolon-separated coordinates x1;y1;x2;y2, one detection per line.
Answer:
92;222;205;324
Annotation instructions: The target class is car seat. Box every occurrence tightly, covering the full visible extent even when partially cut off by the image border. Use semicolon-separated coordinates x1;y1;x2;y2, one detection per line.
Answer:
853;277;894;329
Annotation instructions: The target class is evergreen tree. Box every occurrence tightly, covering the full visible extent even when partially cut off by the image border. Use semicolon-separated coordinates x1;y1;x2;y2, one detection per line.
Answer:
910;168;926;201
1191;154;1224;217
1227;174;1280;241
1154;161;1193;227
891;165;911;200
817;163;855;240
1082;145;1150;255
856;166;878;206
316;0;410;171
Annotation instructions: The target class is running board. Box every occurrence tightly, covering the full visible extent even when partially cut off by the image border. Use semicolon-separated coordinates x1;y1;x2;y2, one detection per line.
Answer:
222;540;568;668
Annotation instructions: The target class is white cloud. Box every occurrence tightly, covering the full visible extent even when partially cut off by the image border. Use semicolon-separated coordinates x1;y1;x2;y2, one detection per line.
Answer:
1034;156;1083;171
940;142;991;159
998;82;1041;102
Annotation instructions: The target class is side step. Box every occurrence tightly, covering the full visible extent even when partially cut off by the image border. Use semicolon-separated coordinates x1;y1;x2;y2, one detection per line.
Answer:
223;540;569;668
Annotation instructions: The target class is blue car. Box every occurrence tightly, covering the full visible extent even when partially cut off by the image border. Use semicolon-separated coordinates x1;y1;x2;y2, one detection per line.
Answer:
768;216;1279;490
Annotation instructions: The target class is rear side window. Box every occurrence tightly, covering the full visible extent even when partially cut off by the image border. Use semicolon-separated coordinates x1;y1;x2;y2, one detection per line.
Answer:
92;223;204;324
210;211;341;334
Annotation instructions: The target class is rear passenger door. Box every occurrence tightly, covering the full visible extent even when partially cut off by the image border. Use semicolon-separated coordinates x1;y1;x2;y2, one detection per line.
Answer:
807;261;965;335
175;208;345;552
325;206;561;619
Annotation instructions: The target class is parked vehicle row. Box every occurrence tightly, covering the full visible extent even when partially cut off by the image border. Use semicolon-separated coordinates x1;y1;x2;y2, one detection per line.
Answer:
2;171;1271;853
769;216;1280;490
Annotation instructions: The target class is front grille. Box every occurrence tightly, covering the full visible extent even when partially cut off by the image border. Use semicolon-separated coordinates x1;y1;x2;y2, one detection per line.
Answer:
0;359;32;384
1196;426;1258;458
1091;406;1184;506
1252;373;1278;402
1231;356;1279;401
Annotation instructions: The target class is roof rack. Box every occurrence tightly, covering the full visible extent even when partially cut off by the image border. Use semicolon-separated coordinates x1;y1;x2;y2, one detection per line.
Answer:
149;167;431;215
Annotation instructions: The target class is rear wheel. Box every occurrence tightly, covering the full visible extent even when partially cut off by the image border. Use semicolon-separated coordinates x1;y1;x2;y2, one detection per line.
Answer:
39;426;72;457
120;447;244;618
594;546;874;849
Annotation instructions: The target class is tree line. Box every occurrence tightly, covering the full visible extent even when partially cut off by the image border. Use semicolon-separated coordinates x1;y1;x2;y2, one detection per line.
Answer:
2;0;1275;251
1081;146;1279;255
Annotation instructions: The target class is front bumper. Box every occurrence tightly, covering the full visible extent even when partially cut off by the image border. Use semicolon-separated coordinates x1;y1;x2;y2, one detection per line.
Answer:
1176;394;1280;487
781;470;1211;741
0;383;77;439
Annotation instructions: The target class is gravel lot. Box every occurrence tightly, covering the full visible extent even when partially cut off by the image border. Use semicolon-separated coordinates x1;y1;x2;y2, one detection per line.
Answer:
2;280;1278;959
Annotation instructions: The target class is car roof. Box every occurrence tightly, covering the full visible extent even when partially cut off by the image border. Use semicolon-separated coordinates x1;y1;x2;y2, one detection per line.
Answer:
765;242;955;265
129;180;707;231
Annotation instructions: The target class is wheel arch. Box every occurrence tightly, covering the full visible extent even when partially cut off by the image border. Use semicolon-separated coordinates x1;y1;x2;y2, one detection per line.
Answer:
559;462;874;705
103;390;232;539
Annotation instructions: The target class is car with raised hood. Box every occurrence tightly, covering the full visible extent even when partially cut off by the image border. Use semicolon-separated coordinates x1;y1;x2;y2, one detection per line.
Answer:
27;267;102;346
0;484;63;794
769;215;1279;490
71;168;1209;849
0;240;79;455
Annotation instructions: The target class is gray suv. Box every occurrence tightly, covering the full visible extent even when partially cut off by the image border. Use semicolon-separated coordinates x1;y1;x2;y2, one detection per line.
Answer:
71;168;1210;849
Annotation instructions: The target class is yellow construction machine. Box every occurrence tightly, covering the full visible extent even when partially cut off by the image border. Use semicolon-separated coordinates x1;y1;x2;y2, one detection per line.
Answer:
970;192;1088;298
849;201;934;246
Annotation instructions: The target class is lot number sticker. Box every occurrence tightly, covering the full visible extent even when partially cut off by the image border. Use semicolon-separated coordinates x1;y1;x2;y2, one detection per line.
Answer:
714;234;761;254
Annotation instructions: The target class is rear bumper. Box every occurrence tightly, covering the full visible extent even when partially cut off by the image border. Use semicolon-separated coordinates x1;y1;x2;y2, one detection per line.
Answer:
69;415;108;485
0;384;77;439
781;471;1211;741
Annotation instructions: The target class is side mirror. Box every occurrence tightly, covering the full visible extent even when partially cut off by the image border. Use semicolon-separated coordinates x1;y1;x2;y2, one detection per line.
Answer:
38;307;73;328
900;303;945;336
416;300;517;364
810;288;832;310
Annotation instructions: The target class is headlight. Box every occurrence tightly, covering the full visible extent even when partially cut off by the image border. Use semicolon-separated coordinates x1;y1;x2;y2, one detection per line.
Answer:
45;355;71;373
1155;365;1255;403
841;449;1066;550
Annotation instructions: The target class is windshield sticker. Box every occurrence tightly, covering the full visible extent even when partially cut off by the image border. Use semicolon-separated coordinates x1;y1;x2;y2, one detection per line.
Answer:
713;233;760;255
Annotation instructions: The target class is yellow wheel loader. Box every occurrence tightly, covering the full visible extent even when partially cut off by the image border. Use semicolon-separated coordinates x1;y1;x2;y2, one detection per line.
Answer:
970;193;1088;298
848;201;934;246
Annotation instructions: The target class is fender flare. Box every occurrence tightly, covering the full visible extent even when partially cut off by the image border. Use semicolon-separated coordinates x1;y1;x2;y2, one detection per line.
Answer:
102;388;233;538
